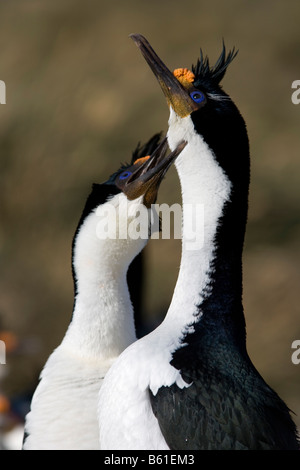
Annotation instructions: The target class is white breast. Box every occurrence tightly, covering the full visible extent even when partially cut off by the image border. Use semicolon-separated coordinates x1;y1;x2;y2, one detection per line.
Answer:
23;346;113;450
98;332;185;450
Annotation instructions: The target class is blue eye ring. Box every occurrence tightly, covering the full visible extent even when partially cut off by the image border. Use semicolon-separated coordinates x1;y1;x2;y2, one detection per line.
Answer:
119;171;132;180
190;90;205;103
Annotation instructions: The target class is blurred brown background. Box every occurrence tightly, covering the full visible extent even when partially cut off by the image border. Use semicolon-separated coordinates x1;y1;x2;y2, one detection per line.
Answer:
0;0;299;439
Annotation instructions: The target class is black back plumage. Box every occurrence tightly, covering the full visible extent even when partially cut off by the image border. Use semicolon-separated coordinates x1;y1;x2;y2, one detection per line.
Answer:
151;348;299;450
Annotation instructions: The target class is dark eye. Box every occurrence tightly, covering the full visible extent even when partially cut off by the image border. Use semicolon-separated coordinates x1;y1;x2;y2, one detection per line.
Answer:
119;171;132;180
190;90;205;103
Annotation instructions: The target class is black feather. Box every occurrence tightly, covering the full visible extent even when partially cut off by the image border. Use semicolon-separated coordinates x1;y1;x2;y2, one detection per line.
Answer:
192;42;238;85
131;132;163;164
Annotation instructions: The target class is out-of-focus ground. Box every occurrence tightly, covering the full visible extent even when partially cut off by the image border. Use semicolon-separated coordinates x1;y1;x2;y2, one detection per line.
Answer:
0;0;299;449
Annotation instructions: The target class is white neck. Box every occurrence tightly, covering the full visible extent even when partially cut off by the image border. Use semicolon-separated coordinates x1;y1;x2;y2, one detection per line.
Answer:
164;110;231;338
62;194;148;360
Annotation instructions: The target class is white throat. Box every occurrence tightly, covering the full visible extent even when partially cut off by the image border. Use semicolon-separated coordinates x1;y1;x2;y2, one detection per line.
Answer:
63;193;148;359
164;110;232;337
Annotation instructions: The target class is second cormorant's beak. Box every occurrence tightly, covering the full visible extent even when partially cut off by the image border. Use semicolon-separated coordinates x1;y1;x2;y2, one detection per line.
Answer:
116;137;186;207
130;34;205;118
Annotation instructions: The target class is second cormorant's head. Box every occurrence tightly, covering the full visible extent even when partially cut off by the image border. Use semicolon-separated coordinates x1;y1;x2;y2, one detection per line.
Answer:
72;134;186;286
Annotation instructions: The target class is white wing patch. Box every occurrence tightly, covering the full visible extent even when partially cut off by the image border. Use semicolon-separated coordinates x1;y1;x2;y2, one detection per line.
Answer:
98;335;191;450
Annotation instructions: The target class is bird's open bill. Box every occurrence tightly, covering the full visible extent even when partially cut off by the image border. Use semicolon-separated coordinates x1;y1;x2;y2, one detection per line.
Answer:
116;137;187;207
130;33;206;118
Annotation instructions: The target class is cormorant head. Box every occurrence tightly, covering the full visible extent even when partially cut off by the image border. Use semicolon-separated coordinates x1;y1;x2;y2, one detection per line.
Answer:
130;34;249;187
104;133;185;208
77;134;186;229
130;34;238;117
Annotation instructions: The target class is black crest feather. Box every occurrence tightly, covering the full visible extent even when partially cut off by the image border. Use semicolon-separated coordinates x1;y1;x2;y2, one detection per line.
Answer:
131;132;162;164
106;133;163;183
192;42;238;85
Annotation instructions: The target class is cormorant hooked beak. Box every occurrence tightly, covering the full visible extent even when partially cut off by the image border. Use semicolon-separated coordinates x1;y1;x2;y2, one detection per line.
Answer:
116;137;186;207
130;34;206;118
